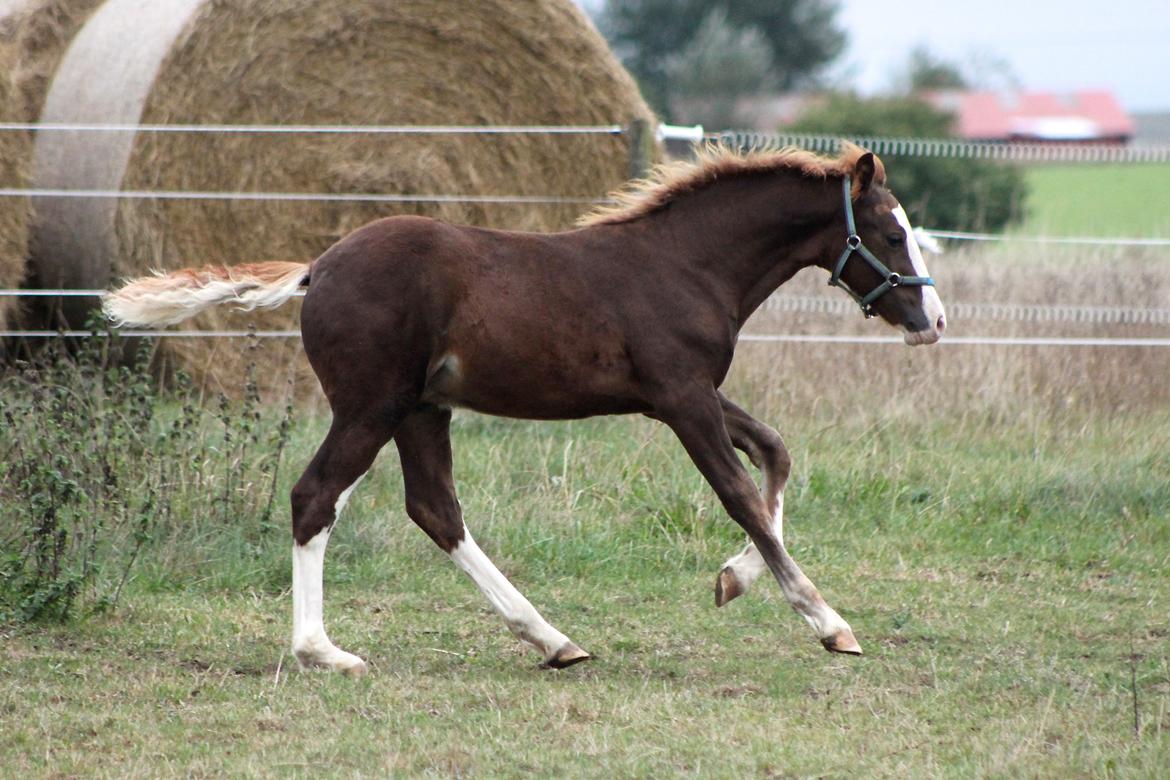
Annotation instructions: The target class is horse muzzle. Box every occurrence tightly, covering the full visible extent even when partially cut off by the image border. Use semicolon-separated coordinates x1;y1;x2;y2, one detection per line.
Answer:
903;312;946;346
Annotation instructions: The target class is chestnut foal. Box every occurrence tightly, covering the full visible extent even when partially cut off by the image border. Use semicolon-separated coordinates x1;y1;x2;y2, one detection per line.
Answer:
105;144;945;675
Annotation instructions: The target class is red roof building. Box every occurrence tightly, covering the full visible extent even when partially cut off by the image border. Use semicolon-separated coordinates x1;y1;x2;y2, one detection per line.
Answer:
926;90;1135;144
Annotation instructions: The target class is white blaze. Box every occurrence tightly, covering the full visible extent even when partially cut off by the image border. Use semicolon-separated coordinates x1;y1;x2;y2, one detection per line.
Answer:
891;205;946;344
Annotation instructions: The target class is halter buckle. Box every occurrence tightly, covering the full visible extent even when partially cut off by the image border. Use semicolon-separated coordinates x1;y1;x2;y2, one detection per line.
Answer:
845;234;862;250
888;272;901;287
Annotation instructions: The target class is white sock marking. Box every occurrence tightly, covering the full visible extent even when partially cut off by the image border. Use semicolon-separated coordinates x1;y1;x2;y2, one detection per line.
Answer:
448;527;571;657
292;529;331;653
721;487;782;591
291;474;366;672
333;476;363;523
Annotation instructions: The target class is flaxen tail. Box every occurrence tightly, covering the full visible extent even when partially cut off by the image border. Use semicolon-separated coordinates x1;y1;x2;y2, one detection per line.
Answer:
102;261;310;327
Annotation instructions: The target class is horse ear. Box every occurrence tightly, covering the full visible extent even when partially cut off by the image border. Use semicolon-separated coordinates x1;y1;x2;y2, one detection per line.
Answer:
853;152;877;197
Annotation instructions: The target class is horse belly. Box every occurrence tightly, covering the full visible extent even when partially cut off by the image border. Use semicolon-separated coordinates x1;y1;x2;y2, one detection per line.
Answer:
419;346;646;420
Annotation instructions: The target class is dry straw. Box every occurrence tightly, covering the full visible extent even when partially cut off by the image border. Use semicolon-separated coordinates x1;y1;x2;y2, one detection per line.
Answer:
729;243;1170;422
0;35;28;330
25;0;653;395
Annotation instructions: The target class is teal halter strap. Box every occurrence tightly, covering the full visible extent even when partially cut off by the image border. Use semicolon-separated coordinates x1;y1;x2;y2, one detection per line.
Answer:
828;176;935;318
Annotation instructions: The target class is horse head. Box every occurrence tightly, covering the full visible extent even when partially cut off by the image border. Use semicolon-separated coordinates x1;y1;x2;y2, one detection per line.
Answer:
829;151;947;345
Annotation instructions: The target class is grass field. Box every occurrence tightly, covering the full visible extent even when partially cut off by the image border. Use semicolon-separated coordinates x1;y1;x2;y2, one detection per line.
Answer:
1022;163;1170;237
3;411;1169;777
3;243;1170;777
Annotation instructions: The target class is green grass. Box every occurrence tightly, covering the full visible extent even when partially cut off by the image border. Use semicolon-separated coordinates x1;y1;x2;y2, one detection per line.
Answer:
1023;163;1170;237
4;407;1169;777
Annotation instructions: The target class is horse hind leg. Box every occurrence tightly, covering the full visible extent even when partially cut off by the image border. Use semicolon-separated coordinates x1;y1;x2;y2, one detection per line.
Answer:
395;405;589;668
290;414;397;676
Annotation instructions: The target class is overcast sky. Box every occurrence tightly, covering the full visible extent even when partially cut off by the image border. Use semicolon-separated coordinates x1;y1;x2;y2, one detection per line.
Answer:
581;1;1169;113
835;0;1169;111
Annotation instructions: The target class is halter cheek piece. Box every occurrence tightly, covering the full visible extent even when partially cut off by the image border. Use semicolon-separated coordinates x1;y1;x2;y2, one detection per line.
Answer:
828;175;935;318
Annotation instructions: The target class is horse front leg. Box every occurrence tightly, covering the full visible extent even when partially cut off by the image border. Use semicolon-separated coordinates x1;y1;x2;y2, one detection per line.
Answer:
714;393;790;607
655;388;861;655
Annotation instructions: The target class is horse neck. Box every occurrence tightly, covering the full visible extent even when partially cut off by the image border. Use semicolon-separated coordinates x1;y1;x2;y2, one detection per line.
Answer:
634;172;841;324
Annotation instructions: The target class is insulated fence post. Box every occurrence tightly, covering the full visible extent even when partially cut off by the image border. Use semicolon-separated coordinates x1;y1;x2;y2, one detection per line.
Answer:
626;117;654;180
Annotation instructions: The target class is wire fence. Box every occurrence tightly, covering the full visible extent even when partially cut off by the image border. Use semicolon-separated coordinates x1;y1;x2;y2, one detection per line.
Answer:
7;290;1170;327
0;122;626;136
714;130;1170;164
0;187;609;206
4;122;1168;345
4;328;1169;348
4;120;1168;163
763;296;1170;325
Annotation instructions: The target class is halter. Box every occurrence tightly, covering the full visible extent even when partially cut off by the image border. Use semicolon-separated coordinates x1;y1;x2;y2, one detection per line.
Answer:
829;175;934;318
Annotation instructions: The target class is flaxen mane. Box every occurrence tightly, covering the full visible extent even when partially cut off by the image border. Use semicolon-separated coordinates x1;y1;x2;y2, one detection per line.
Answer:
579;141;886;227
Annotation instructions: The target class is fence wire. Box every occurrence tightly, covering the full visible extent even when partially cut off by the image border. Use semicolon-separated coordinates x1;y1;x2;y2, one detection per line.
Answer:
7;289;1170;327
0;187;608;205
0;122;626;135
5;329;1170;347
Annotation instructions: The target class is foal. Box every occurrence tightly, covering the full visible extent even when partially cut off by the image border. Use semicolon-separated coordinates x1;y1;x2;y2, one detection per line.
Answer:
105;143;945;675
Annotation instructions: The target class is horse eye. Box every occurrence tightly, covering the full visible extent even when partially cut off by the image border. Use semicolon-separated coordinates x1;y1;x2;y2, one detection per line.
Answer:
886;232;905;247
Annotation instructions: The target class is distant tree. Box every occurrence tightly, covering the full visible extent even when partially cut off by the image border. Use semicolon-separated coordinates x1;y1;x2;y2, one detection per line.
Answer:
899;45;967;91
789;93;1027;232
599;0;844;120
892;45;1021;94
665;8;776;129
963;49;1021;92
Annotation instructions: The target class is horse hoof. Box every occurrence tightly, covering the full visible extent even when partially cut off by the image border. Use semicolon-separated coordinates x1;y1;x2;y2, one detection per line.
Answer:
821;629;863;656
543;641;590;669
295;646;368;677
715;566;744;607
339;657;368;678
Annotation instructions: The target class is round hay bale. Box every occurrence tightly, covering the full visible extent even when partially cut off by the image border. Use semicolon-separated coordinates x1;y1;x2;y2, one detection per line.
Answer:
3;0;105;121
0;0;105;333
0;43;29;331
30;0;655;397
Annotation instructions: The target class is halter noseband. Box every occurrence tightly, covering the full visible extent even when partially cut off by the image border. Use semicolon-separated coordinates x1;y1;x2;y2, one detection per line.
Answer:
829;175;934;318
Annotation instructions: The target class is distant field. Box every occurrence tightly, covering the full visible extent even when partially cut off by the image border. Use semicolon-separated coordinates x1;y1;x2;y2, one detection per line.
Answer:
1022;163;1170;237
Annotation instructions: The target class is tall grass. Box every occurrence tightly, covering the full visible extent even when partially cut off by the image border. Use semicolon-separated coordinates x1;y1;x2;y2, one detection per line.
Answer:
0;336;294;623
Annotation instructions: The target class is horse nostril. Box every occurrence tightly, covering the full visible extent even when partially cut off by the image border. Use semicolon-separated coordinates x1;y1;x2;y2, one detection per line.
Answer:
936;314;947;333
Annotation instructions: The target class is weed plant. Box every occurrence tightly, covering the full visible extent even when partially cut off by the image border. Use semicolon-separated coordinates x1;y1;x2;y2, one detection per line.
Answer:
0;335;293;624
